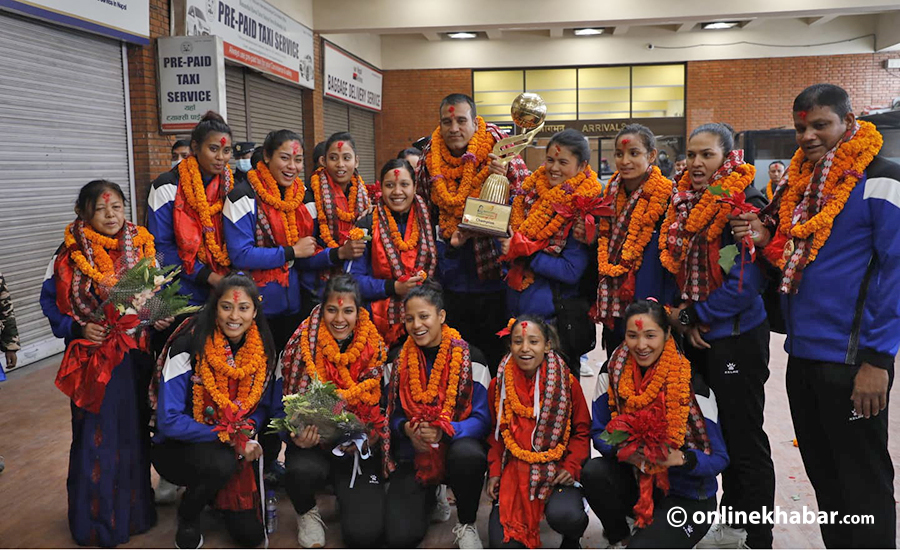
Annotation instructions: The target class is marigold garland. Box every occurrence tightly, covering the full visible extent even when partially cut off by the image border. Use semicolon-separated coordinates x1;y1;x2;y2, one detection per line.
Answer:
311;168;365;248
348;227;366;241
374;207;419;252
247;161;305;244
192;324;268;444
64;223;155;286
428;116;496;238
300;308;385;407
775;120;882;269
765;179;776;202
178;156;232;267
659;164;755;275
509;165;604;241
610;337;692;447
597;167;672;279
398;325;464;423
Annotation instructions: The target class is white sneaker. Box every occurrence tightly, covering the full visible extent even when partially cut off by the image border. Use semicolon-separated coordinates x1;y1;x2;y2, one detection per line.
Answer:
432;484;452;523
580;363;595;377
452;522;483;549
696;522;749;549
155;477;179;505
296;506;326;548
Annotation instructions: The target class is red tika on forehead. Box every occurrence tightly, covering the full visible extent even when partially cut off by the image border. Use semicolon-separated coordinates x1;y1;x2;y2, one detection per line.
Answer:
220;136;227;146
338;297;344;306
393;169;400;179
232;290;240;303
797;110;808;120
621;138;631;146
635;318;644;330
102;191;111;203
337;141;344;151
520;321;528;336
292;142;300;155
448;105;455;114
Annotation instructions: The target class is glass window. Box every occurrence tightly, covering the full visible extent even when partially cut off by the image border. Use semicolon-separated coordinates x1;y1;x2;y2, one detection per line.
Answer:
578;67;630;120
524;69;577;121
631;65;684;119
473;70;524;124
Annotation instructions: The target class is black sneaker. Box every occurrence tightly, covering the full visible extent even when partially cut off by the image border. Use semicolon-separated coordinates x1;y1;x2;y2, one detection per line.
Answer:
175;519;203;549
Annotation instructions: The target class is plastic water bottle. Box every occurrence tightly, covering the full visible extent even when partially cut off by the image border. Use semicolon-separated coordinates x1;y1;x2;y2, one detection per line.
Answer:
265;489;278;534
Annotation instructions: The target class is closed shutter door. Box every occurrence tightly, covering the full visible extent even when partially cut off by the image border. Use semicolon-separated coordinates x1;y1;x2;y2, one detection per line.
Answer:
324;99;349;139
0;12;131;366
225;64;248;141
349;107;376;184
246;72;304;145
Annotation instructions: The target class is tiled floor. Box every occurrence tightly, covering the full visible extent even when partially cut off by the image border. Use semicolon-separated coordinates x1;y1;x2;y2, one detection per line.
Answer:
0;332;897;548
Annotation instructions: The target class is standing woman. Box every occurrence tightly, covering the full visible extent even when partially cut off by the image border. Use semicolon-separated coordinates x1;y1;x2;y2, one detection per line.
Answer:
582;300;728;548
304;132;369;306
147;111;234;308
486;316;591;549
152;274;280;549
223;129;354;350
384;280;491;549
280;274;389;548
660;123;774;549
500;128;603;377
579;124;676;353
350;158;438;346
39;180;160;547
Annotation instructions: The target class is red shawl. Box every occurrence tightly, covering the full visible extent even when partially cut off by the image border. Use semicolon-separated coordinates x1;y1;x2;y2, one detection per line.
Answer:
251;183;317;288
173;166;232;276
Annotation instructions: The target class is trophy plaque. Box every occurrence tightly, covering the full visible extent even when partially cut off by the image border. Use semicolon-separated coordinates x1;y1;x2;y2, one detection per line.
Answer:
458;92;547;237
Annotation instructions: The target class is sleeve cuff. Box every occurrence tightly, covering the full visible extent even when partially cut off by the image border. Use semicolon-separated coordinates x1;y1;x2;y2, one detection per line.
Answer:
682;448;698;471
385;280;396;297
859;348;896;372
328;248;341;264
71;322;83;340
683;303;701;326
283;246;295;262
196;266;213;287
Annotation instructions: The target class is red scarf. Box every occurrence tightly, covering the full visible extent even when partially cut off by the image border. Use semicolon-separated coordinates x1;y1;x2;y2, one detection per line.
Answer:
173;168;232;276
250;180;317;288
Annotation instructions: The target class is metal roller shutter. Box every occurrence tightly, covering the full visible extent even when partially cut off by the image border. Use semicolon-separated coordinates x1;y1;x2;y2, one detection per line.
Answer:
0;11;131;366
349;107;376;184
246;72;304;145
225;64;248;142
324;99;349;140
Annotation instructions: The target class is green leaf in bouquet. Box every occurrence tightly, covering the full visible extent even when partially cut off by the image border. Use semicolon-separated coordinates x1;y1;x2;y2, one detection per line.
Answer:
600;429;630;446
707;183;729;197
718;244;739;274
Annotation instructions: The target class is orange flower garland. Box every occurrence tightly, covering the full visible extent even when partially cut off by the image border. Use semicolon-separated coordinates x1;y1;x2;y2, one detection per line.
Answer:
178;156;232;268
659;164;755;274
509;166;604;240
64;223;155;286
300;308;385;407
374;207;419;252
610;337;692;447
503;358;536;419
775;120;882;268
428;116;496;238
765;180;776;202
247;161;305;244
192;324;268;443
398;325;464;423
597;167;672;279
311;168;365;248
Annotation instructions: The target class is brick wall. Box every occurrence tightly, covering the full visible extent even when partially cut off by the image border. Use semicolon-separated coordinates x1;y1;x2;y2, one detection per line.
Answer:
127;0;172;223
374;69;473;174
685;52;900;133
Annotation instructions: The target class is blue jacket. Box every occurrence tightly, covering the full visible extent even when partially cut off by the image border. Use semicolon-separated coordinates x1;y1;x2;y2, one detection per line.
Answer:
779;156;900;371
223;180;340;318
40;246;82;343
388;343;492;463
147;169;214;306
686;187;768;341
591;362;729;500
436;236;506;295
505;234;589;320
153;330;282;444
348;211;407;303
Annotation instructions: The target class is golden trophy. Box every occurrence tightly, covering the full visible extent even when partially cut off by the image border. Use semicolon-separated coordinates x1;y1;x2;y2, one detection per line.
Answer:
458;92;547;237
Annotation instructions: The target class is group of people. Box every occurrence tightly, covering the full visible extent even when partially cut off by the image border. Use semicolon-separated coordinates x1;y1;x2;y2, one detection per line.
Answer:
35;82;897;549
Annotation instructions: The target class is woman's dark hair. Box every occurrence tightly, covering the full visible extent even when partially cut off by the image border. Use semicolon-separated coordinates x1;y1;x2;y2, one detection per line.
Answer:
690;123;735;155
322;273;363;310
547;128;591;165
616;123;657;153
793;83;852;119
190;111;232;150
380;158;415;183
172;139;190;151
397;147;422;160
191;273;277;372
263;129;303;160
623;299;671;335
75;180;126;220
250;146;265;169
675;153;686;162
509;314;561;353
312;141;327;167
325;132;357;156
404;278;444;312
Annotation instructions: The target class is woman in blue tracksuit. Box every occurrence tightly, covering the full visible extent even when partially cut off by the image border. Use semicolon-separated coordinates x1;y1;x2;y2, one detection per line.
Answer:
582;299;729;548
661;123;773;549
499;129;603;377
151;273;281;549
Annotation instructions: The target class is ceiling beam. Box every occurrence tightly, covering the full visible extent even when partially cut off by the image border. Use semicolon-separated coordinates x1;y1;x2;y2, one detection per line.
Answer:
422;32;441;42
549;27;564;38
741;18;765;28
676;22;695;32
804;15;839;26
875;11;900;51
613;25;629;35
486;29;503;39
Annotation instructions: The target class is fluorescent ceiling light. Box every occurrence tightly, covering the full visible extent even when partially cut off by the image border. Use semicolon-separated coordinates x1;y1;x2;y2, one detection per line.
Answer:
701;21;739;30
574;28;604;36
447;32;477;39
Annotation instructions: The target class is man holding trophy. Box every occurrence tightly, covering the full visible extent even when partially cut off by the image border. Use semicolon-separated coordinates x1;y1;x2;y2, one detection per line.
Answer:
418;93;531;372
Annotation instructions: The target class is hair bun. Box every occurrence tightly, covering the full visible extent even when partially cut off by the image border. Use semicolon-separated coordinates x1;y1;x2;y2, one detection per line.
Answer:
200;110;226;124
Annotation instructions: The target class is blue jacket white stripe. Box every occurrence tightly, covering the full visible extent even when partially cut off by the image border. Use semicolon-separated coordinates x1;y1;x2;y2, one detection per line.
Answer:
505;234;589;319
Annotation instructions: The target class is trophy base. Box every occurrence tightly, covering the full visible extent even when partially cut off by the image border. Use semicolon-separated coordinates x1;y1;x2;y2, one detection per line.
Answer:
457;198;511;238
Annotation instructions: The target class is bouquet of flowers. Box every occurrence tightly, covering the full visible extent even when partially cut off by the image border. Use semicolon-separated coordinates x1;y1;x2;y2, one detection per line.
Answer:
268;379;367;446
56;258;201;413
